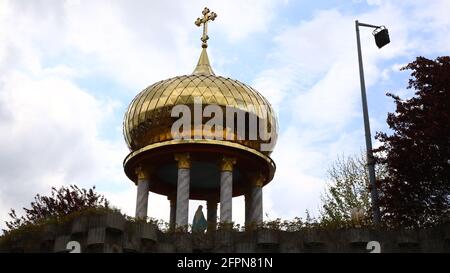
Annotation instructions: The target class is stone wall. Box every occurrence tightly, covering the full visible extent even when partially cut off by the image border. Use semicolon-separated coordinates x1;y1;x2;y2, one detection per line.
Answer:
1;212;449;253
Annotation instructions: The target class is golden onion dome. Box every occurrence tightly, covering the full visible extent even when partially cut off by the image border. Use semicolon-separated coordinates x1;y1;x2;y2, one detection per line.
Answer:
123;45;277;156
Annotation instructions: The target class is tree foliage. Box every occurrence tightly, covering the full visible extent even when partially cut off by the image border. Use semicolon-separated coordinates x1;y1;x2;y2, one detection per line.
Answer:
5;185;109;231
374;56;450;228
320;153;386;227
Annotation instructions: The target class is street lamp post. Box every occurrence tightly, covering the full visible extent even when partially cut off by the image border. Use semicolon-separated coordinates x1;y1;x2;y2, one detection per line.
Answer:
355;20;390;226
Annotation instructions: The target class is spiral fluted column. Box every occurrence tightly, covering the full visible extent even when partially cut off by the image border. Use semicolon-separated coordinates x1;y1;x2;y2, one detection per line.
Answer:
175;153;191;230
219;157;236;225
168;196;176;231
250;173;265;226
245;192;252;227
207;199;218;232
135;166;152;219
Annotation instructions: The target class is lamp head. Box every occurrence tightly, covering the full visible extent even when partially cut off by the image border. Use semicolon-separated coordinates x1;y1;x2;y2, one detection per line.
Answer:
373;26;390;48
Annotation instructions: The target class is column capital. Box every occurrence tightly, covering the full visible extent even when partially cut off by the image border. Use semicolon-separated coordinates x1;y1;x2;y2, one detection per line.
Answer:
250;172;266;187
219;156;236;172
175;153;191;169
135;165;152;180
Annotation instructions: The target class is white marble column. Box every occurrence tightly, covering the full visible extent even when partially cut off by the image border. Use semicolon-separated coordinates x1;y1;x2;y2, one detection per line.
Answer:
250;173;265;226
207;199;218;232
175;153;191;230
135;166;151;219
244;192;252;227
219;157;236;225
169;196;176;231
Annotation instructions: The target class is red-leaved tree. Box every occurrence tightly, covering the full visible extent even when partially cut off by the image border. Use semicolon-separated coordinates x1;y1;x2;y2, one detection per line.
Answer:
5;185;109;231
375;56;450;228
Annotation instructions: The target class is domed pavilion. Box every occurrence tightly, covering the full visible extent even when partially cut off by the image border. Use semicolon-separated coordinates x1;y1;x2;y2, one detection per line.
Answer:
123;7;278;231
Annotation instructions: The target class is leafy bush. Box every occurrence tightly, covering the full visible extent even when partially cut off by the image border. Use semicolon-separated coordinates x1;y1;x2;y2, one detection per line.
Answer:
4;185;110;232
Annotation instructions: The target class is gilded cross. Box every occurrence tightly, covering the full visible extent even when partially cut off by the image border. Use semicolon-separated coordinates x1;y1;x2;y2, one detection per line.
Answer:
195;7;217;48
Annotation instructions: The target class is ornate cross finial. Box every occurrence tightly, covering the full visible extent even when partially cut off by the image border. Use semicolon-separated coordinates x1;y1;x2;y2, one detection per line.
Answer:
195;7;217;48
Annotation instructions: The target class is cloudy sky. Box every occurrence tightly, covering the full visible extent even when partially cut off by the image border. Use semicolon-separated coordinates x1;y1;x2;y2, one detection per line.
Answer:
1;0;449;231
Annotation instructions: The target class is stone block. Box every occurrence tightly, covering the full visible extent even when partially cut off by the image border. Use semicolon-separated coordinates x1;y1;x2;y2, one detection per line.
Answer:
397;230;419;247
235;242;256;253
303;230;325;246
87;227;106;245
104;243;123;253
396;230;420;253
279;241;300;253
214;230;233;245
123;233;140;252
257;229;279;245
135;222;157;242
89;212;125;231
175;234;192;253
71;216;88;234
444;224;450;242
347;229;372;245
302;230;327;253
157;242;175;253
279;231;301;253
42;224;57;242
192;233;213;252
53;235;70;252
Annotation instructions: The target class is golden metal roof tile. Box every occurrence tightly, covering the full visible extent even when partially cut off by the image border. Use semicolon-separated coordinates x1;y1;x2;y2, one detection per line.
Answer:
123;46;277;153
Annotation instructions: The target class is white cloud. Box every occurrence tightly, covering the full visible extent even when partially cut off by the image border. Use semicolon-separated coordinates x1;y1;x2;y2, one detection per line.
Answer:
0;68;126;230
205;0;277;42
264;127;328;219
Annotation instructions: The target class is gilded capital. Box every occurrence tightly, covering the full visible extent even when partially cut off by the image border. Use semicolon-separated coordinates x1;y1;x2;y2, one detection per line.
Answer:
219;156;236;172
135;165;152;181
251;173;266;187
175;153;191;169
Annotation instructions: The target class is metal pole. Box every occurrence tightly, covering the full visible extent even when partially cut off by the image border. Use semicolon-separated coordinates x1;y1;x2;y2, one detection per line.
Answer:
355;20;381;225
